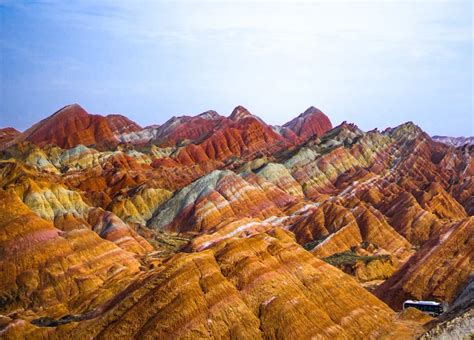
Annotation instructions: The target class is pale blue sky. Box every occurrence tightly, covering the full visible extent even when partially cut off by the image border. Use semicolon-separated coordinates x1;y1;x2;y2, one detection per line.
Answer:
1;0;472;136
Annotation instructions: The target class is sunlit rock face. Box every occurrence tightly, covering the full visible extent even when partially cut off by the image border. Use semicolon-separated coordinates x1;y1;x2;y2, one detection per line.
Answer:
5;233;415;339
0;189;141;318
175;106;294;166
87;208;154;254
282;106;333;142
6;104;142;150
110;186;172;225
117;110;226;146
375;217;474;309
0;158;153;255
255;162;305;198
1;103;473;339
148;170;288;234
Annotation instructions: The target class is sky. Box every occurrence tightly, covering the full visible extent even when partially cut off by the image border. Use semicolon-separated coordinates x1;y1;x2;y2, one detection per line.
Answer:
0;0;472;136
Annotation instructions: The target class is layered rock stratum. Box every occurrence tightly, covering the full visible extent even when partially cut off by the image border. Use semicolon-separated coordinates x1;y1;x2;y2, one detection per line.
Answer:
0;104;472;339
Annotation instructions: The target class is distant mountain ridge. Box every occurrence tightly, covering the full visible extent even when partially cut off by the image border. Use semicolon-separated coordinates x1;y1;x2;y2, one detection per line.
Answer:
432;135;474;147
1;104;333;152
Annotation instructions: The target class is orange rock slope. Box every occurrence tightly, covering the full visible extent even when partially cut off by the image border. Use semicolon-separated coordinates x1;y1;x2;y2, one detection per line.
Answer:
1;230;419;339
0;103;472;338
0;189;141;318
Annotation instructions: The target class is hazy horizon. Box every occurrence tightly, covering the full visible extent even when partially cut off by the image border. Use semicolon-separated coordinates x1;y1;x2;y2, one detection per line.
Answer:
1;0;473;136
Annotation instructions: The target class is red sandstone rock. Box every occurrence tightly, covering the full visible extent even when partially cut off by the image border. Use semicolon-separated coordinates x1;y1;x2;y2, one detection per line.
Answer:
283;106;333;141
1;104;472;339
176;106;293;165
10;104;141;149
152;110;229;147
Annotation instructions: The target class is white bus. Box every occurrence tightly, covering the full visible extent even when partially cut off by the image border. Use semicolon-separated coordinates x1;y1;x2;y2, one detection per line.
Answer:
403;300;444;316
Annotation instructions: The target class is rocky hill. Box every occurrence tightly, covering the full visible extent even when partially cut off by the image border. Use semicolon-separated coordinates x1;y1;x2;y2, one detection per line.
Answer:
0;104;472;339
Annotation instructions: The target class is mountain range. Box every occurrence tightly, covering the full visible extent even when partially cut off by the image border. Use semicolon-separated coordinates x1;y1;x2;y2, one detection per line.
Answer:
0;104;472;339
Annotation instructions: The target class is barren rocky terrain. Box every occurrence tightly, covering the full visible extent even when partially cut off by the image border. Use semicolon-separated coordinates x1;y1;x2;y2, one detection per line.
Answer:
0;104;472;339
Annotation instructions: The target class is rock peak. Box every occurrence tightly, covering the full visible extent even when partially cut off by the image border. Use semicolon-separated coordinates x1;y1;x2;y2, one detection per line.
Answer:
60;103;85;111
50;103;88;119
301;106;324;117
386;121;423;136
198;110;220;120
337;121;359;130
229;105;253;121
283;106;332;140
